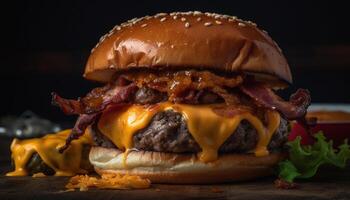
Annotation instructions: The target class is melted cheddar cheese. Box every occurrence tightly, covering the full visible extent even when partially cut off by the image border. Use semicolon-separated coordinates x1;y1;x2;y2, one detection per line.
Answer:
6;129;93;176
98;102;281;162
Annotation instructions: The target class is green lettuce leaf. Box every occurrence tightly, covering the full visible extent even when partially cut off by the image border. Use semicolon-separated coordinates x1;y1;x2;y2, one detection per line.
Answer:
278;132;350;183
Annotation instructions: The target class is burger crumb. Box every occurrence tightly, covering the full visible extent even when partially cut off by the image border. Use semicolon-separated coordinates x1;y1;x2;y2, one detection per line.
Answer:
274;178;299;189
211;187;224;193
32;173;46;178
55;188;76;193
155;188;161;192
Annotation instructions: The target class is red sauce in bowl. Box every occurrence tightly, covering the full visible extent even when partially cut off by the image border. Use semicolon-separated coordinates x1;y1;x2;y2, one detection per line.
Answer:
289;111;350;146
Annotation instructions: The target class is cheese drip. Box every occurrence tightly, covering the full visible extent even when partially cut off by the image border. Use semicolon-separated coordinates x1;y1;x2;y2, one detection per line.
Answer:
6;129;92;176
98;102;281;162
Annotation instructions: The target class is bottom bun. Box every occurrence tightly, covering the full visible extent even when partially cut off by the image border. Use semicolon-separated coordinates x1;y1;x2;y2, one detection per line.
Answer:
89;146;285;184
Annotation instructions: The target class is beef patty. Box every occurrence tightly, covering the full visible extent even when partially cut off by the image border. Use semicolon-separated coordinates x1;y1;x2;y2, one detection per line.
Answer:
91;110;289;153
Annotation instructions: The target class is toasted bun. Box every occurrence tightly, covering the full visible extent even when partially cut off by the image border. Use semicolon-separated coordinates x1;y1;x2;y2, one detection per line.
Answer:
89;146;285;184
84;11;292;84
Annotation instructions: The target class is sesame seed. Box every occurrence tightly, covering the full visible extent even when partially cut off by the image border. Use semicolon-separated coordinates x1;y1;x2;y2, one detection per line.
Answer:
205;12;214;17
170;13;176;16
112;25;121;31
107;31;114;37
215;20;222;25
141;23;147;27
135;17;144;23
214;15;221;19
197;17;202;22
231;16;237;20
193;11;202;16
222;15;229;19
173;15;178;20
128;18;137;23
238;22;246;27
99;35;107;42
204;22;212;26
262;30;268;34
185;22;190;28
132;18;142;25
278;46;282;53
247;20;257;27
170;45;175;48
154;13;167;18
160;17;167;22
181;17;186;22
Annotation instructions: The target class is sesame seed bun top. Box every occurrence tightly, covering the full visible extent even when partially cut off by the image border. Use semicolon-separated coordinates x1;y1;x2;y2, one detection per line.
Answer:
84;11;292;84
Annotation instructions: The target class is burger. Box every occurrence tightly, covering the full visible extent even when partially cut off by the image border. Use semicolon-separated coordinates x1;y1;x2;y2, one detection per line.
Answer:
50;11;311;183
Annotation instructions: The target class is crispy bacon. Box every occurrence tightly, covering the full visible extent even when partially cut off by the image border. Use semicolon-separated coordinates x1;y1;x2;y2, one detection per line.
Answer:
210;87;240;105
53;70;311;152
53;84;138;152
52;84;138;115
51;92;82;115
240;83;311;120
122;70;244;104
58;113;99;153
212;105;252;117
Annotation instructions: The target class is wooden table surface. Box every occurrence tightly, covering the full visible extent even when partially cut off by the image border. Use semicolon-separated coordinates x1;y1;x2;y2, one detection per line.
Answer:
1;164;350;200
0;138;350;200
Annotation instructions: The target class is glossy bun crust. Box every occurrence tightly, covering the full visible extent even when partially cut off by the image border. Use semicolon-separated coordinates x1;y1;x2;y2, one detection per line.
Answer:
90;146;285;184
84;12;292;84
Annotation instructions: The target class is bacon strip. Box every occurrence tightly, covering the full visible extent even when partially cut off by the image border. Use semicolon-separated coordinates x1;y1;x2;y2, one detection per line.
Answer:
58;113;99;153
210;87;240;105
240;83;311;120
51;93;82;115
122;70;244;104
212;105;252;118
53;84;138;152
52;84;138;115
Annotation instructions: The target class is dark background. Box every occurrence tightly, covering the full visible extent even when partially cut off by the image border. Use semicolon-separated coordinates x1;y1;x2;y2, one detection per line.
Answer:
1;0;350;122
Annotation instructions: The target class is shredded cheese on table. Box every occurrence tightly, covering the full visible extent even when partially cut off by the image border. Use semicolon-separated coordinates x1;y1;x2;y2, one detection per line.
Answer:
65;174;151;191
